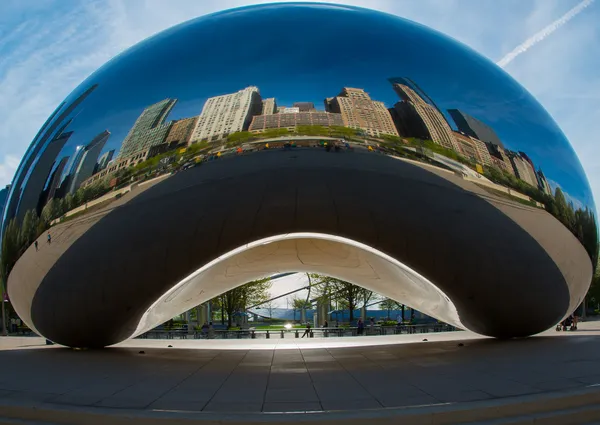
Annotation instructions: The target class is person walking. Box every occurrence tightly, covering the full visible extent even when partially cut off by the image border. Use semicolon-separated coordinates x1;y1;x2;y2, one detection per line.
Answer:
47;233;52;244
301;323;311;338
34;241;38;251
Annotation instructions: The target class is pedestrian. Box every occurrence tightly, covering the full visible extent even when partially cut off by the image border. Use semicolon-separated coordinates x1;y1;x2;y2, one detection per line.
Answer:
357;319;364;335
370;317;375;327
301;322;311;338
208;321;214;339
34;240;38;251
323;320;328;328
47;233;51;244
201;322;209;338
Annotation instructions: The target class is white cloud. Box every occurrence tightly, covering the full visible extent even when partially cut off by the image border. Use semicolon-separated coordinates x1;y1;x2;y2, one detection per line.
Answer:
497;0;595;68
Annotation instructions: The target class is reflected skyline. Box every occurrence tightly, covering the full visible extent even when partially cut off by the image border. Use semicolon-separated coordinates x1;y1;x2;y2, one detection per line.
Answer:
1;3;596;348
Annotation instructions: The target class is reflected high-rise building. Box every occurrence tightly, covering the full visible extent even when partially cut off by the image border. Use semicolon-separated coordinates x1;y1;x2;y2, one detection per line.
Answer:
452;131;493;167
95;150;115;173
249;111;344;132
165;117;199;147
16;130;73;223
324;87;398;138
191;86;262;143
507;151;538;187
2;84;97;230
389;78;458;150
487;143;516;176
69;130;110;193
293;102;316;112
537;169;553;196
44;156;70;204
261;98;277;115
447;109;504;149
119;99;176;158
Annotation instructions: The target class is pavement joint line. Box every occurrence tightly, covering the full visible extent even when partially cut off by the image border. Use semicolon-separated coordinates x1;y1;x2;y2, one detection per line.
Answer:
259;348;275;412
298;345;323;412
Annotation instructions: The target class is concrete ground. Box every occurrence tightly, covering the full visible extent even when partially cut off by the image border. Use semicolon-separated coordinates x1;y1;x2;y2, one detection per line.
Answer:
1;320;599;414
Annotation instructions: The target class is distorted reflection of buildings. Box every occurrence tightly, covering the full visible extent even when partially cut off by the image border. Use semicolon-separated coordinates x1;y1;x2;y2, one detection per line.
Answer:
448;109;504;149
190;86;262;143
388;77;458;151
2;84;98;230
67;130;110;193
261;98;277;115
95;150;115;173
118;99;177;158
17;129;73;222
279;106;300;114
43;156;69;204
324;87;399;138
249;111;343;132
293;102;317;112
165;116;199;147
452;131;493;167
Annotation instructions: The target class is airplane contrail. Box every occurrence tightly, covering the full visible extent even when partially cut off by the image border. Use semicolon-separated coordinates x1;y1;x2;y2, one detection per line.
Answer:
497;0;595;68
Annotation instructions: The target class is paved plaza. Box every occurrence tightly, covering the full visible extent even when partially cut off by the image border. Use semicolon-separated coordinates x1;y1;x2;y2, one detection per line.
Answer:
1;321;600;416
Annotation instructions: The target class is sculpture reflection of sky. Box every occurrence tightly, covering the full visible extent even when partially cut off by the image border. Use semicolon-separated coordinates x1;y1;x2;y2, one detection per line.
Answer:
52;3;593;210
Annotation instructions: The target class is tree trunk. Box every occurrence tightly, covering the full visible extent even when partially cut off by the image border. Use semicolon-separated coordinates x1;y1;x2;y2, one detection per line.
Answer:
220;296;225;325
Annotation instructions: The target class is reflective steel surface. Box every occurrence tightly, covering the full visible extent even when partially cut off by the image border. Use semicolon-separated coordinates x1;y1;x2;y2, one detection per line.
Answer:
2;3;597;348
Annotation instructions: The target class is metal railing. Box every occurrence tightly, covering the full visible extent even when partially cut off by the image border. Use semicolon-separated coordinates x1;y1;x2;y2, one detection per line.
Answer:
137;323;458;340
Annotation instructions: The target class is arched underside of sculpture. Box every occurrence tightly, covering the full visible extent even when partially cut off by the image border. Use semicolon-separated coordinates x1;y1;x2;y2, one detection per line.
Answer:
7;149;592;348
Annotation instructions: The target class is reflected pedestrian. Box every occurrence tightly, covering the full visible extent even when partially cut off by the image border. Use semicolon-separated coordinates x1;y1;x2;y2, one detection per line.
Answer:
323;320;328;328
34;241;38;251
47;233;51;244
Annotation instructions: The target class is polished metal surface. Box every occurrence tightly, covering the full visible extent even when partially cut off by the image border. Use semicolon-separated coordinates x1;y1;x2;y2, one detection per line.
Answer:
2;3;597;348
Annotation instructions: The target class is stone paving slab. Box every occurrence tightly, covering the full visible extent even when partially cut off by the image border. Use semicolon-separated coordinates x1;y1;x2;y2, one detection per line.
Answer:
1;322;600;413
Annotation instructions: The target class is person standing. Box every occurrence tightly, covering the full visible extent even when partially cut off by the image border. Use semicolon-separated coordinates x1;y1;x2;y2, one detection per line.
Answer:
47;233;52;244
34;241;38;251
357;319;364;335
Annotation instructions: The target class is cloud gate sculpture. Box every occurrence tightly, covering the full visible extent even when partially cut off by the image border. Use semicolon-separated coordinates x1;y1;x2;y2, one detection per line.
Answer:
2;3;597;348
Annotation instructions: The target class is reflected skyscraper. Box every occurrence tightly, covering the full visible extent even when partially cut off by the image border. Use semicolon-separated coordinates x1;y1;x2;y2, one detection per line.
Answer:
44;156;69;204
2;84;97;229
191;86;262;143
69;130;110;193
293;102;316;112
16;130;73;222
95;150;115;173
261;98;277;115
389;78;458;150
324;87;398;138
119;99;176;158
448;109;504;149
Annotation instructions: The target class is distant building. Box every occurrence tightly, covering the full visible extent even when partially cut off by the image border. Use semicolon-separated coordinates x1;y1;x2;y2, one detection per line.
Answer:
447;109;504;149
165;116;199;147
44;156;69;203
518;152;540;188
279;107;300;114
389;78;458;150
69;130;110;193
453;131;492;167
191;86;262;143
261;98;277;115
96;149;115;173
537;169;552;196
16;130;73;223
249;111;344;132
119;99;177;157
2;84;97;230
324;87;398;138
293;102;316;112
81;143;170;188
487;144;516;176
507;151;537;186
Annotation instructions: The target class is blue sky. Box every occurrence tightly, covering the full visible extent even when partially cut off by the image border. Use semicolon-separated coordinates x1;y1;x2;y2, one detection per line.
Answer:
1;0;599;208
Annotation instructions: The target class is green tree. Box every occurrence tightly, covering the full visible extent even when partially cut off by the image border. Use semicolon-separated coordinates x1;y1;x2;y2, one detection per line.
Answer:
380;298;403;320
19;209;39;249
0;218;21;285
221;277;271;328
309;274;371;322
